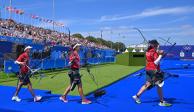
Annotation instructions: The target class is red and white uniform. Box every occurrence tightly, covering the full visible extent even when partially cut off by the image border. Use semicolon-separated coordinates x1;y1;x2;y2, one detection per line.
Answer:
145;48;160;71
16;52;29;74
69;51;80;69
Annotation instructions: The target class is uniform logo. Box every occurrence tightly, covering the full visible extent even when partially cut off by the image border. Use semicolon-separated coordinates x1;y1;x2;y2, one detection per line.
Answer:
8;66;12;70
180;51;185;57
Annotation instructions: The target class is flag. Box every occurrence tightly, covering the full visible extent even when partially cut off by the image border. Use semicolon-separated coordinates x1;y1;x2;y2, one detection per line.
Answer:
15;9;24;15
6;6;16;12
31;15;39;19
6;7;24;15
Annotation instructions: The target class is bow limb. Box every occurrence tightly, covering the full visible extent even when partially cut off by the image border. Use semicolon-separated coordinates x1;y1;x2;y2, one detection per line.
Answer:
133;27;148;44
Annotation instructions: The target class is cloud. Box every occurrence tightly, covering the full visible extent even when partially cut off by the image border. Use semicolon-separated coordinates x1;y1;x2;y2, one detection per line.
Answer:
100;6;194;22
157;16;189;25
78;24;194;46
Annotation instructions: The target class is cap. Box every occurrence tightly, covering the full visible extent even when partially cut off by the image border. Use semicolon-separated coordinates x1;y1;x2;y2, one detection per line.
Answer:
73;43;81;50
24;46;32;51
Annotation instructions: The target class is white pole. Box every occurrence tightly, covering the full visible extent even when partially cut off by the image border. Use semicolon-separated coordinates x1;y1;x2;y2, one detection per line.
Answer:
9;0;12;19
18;14;20;22
0;0;1;18
110;30;113;49
30;17;32;25
22;14;24;23
3;0;6;19
52;0;55;30
100;30;103;39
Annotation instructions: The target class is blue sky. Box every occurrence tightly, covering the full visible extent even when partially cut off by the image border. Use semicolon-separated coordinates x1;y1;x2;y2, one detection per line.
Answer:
0;0;194;46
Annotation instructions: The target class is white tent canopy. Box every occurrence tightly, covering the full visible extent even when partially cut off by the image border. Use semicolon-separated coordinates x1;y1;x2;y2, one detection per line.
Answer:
124;49;128;53
132;49;136;52
128;43;147;48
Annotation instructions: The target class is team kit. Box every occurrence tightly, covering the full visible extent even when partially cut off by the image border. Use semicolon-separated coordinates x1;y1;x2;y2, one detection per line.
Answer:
11;40;172;106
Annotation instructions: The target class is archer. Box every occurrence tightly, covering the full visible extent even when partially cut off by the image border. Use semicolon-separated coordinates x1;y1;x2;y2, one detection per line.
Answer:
59;43;92;104
132;40;172;106
12;46;42;102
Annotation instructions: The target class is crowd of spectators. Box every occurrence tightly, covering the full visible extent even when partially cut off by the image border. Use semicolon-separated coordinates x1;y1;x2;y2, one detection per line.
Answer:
0;18;109;49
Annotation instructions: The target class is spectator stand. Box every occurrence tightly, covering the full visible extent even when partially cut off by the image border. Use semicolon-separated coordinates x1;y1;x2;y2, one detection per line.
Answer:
1;35;116;74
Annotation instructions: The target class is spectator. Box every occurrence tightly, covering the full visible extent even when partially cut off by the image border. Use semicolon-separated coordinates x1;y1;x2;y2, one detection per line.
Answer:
0;18;109;49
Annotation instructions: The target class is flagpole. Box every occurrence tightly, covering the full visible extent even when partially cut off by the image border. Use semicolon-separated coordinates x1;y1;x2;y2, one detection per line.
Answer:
100;30;103;39
110;30;113;49
0;0;1;18
52;0;55;30
1;0;6;18
67;27;71;45
9;0;12;19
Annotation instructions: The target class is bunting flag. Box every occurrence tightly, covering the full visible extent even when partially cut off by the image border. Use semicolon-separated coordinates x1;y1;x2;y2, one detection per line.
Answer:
31;14;39;19
15;9;24;15
48;20;53;23
6;6;24;15
6;6;15;12
6;6;64;27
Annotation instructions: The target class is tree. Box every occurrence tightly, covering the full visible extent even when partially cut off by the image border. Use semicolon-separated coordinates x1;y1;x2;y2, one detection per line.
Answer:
86;36;100;44
113;42;126;52
72;33;84;39
72;33;126;51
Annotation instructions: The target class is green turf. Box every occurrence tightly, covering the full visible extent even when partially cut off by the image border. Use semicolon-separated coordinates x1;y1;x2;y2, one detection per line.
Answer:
116;52;146;66
0;72;17;82
128;52;146;66
0;64;143;96
116;53;129;66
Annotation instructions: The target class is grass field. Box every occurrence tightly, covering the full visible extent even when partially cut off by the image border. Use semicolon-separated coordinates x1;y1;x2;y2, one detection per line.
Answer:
0;64;143;96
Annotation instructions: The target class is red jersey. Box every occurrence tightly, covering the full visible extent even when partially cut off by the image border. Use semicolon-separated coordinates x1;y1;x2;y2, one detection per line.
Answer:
69;51;80;69
16;52;29;74
145;48;160;71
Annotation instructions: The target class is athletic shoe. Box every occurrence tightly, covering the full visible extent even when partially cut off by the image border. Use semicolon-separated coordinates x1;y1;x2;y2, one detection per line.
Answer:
81;99;92;104
34;96;42;102
158;101;172;107
132;95;141;104
59;96;68;103
12;96;21;102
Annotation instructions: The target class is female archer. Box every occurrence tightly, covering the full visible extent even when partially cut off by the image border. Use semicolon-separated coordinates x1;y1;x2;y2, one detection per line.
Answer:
12;46;42;102
59;43;91;104
132;40;172;107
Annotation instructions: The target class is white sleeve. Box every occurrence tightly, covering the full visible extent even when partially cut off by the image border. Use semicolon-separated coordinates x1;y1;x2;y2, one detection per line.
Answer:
15;61;21;64
154;55;162;65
